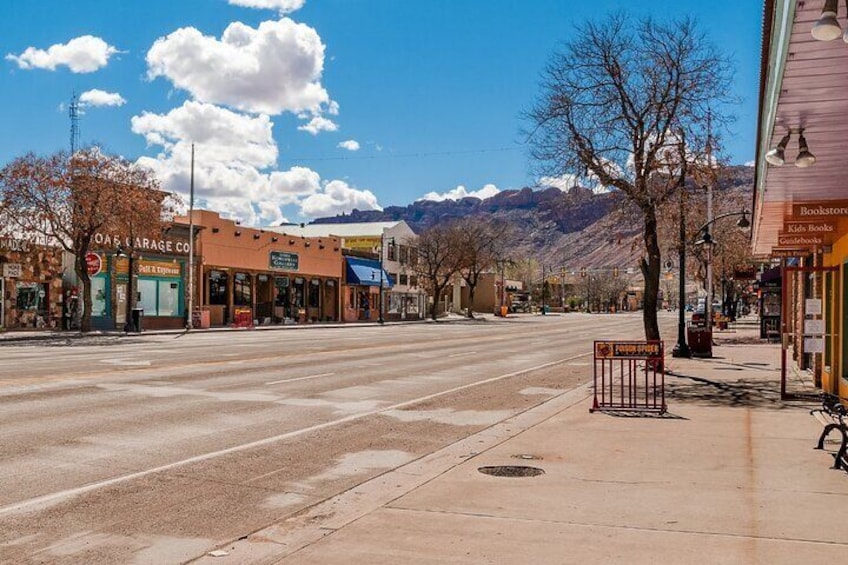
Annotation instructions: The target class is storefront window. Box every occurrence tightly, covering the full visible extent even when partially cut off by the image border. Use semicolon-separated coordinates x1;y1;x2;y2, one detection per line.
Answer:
16;282;48;315
233;272;252;306
274;276;289;306
309;279;320;308
294;277;305;307
138;279;158;316
138;278;182;317
209;271;228;305
91;276;109;317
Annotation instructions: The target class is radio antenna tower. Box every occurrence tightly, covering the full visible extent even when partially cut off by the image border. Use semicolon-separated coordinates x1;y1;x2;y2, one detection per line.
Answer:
69;92;80;154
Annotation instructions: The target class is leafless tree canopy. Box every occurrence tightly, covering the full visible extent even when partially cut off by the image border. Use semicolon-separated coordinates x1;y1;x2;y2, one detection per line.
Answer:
527;13;734;340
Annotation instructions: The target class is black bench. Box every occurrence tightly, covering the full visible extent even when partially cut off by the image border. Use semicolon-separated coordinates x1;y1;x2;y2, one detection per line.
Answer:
811;393;848;471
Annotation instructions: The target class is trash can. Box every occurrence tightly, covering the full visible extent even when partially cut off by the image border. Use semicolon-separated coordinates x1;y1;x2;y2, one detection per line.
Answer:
131;308;144;333
687;323;712;357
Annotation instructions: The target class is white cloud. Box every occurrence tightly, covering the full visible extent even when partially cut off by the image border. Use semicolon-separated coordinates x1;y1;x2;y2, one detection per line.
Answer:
418;183;500;202
300;180;381;218
79;89;126;107
337;139;360;151
744;160;755;167
131;100;366;224
539;174;578;192
298;115;338;135
132;101;277;168
6;35;118;73
146;18;328;115
228;0;306;13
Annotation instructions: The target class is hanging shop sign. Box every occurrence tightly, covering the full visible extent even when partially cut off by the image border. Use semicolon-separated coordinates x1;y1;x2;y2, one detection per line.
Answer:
138;259;181;278
2;263;22;278
269;251;299;271
791;200;848;219
777;234;824;247
782;220;837;235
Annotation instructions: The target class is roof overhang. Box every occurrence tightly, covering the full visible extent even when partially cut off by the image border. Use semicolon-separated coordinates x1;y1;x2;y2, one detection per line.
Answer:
753;0;848;257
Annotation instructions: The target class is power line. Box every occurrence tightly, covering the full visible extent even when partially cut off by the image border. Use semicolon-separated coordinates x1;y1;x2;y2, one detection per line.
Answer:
287;145;523;163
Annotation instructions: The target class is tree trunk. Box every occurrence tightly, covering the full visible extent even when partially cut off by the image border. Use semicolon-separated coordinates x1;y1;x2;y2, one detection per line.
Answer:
75;254;92;333
640;208;661;341
466;284;476;318
430;284;441;321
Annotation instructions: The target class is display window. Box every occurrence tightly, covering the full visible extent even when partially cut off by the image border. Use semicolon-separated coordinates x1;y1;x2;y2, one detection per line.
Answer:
309;279;320;308
233;272;252;306
209;271;228;305
16;282;49;316
138;278;182;317
274;276;289;306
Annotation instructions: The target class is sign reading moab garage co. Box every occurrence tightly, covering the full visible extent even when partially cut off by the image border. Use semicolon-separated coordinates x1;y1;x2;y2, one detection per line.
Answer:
93;233;190;255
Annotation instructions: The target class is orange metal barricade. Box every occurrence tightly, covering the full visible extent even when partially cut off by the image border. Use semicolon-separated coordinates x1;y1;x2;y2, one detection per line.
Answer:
591;340;666;414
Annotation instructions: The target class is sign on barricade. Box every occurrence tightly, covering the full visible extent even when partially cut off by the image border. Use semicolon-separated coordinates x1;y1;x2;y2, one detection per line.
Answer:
591;340;666;414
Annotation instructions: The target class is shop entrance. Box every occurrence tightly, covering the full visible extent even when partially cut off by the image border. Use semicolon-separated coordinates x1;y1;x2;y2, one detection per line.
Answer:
780;265;838;399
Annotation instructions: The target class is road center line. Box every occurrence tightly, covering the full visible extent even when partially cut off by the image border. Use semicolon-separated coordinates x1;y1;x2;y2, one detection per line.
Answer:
448;351;477;358
0;351;592;518
266;372;336;385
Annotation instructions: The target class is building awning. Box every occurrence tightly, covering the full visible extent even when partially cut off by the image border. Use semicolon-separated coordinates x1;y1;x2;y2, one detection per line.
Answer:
345;256;393;287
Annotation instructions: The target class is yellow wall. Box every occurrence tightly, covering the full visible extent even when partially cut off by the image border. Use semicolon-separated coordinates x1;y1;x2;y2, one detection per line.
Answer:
823;232;848;401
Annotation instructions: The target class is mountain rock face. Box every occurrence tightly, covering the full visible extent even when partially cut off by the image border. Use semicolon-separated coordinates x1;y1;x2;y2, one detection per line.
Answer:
314;166;754;269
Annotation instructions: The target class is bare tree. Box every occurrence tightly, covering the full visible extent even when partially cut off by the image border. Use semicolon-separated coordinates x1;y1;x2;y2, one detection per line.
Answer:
527;14;733;340
413;223;464;321
0;149;176;332
456;217;512;318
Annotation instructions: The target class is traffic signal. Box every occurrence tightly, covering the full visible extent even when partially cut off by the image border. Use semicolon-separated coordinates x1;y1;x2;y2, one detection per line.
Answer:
580;267;587;278
613;267;619;278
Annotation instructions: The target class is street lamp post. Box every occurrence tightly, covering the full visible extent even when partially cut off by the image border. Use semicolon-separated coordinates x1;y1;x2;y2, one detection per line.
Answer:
693;209;750;340
672;188;691;358
541;264;547;315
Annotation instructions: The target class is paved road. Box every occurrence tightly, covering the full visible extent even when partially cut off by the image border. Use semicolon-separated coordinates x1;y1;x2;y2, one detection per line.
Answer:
0;312;674;564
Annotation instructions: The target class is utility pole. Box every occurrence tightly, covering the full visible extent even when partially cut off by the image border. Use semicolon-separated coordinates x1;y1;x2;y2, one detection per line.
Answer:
187;143;195;330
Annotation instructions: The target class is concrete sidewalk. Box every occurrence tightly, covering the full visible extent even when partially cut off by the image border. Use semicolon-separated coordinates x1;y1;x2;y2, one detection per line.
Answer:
196;320;848;564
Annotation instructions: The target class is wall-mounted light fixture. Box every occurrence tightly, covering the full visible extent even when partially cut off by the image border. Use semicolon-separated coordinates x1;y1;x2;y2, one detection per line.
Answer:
319;244;325;249
795;130;817;167
211;227;220;233
235;230;242;237
812;0;842;41
764;129;816;168
289;239;295;245
271;236;279;242
304;242;311;248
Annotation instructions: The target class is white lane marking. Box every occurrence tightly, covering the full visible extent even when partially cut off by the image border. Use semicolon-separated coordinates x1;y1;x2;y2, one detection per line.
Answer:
266;372;336;385
448;351;477;358
0;351;592;517
99;358;152;367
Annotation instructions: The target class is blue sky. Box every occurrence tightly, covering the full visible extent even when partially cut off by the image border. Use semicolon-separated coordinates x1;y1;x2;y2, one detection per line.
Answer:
1;0;762;225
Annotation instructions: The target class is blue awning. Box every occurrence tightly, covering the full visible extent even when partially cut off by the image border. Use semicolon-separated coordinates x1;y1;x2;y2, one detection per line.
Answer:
345;256;393;287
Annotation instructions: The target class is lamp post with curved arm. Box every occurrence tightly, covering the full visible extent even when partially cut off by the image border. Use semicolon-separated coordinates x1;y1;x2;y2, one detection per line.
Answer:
693;209;750;336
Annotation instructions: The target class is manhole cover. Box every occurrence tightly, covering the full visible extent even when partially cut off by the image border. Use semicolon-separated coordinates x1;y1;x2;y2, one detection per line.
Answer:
478;465;545;477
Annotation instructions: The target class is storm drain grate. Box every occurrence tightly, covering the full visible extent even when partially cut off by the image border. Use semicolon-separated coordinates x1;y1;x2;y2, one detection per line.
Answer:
478;465;545;478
